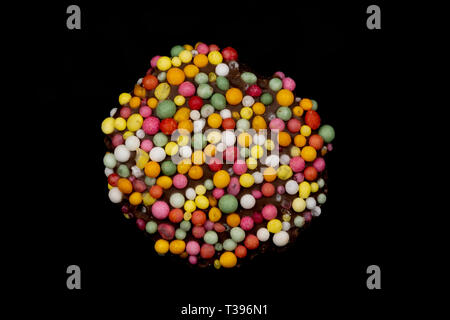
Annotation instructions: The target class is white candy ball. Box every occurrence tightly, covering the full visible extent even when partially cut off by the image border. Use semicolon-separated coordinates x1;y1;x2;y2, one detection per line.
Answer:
285;180;299;195
131;165;144;178
257;228;270;242
220;109;232;119
179;146;192;158
185;188;196;200
125;135;140;151
136;129;145;139
215;63;230;76
265;155;280;168
108;187;123;203
114;145;130;162
190;110;201;121
253;134;266;145
273;231;289;247
312;206;322;217
105;167;114;177
240;194;256;209
216;142;226;152
149;147;166;162
306;197;317;209
242;95;255;107
110;107;118;117
252;172;264;184
280;154;291;165
222;130;236;146
137;77;143;85
282;221;291;231
191;49;198;56
193;119;205;132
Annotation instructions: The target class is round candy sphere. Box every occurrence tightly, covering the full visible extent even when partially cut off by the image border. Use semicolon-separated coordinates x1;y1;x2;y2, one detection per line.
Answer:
240;194;256;209
273;231;289;247
230;227;246;243
218;194;238;213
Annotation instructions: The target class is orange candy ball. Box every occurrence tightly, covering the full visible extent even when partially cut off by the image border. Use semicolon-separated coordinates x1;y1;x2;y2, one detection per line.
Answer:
225;88;243;105
169;208;184;223
117;178;133;194
193;54;209;68
234;245;247;258
278;131;292;147
188;165;203;180
226;213;240;227
167;67;185;85
309;134;324;150
145;161;160;178
276;89;294;107
149;185;163;199
191;210;206;226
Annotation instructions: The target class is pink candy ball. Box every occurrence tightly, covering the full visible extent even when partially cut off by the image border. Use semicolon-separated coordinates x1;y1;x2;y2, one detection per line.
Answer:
274;71;285;79
240;216;254;231
290;156;305;173
252;212;263;224
178;81;196;97
252;190;263;199
246;84;262;97
232;160;247;175
313;157;326;172
173;174;188;189
212;188;225;199
186;241;200;255
192;226;206;238
142;116;160;135
269;118;286;131
188;255;198;265
139;106;152;118
209;44;220;52
204;220;214;231
111;134;124;148
287;118;301;133
294;173;305;183
227;177;241;196
120;107;132;119
150;55;160;68
136;218;146;231
262;204;277;220
152;201;169;220
282;77;296;91
277;185;285;194
140;139;153;152
196;43;209;54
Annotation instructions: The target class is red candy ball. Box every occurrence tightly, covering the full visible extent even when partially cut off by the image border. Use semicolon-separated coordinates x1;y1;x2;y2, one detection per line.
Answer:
287;118;302;133
209;44;220;52
120;107;132;119
304;166;318;181
222;118;236;130
309;134;324;150
192;226;206;239
132;179;147;193
188;96;203;110
244;234;259;250
221;47;238;61
208;157;223;172
305;110;321;130
246;84;262;97
191;210;206;226
160;118;177;135
235;245;247;258
261;183;275;197
108;173;120;186
142;75;158;90
200;243;215;259
169;208;184;223
252;212;263;224
158;223;175;240
214;223;226;233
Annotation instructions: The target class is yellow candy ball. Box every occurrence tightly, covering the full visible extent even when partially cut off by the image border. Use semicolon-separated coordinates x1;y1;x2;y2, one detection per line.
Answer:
143;192;156;206
204;144;216;157
179;50;193;63
154;239;169;254
208;72;217;82
135;149;150;169
195;195;209;210
191;150;205;165
184;211;192;221
277;165;293;180
237;132;252;147
177;135;190;146
154;83;171;101
251;145;264;159
156;56;172;71
156;176;173;189
290;146;301;157
311;182;319;193
265;139;275;151
207;131;222;144
114;117;127;131
219;252;237;268
208;51;223;65
232;111;240;120
239;173;255;188
299;181;311;199
174;95;186;107
101;117;115;134
107;183;112;190
118;93;131;105
127;114;143;131
208;207;222;222
300;125;312;137
267;219;282;233
214;259;221;269
184;200;196;212
252;102;266;115
292;197;306;212
169;240;186;254
171;56;182;67
123;131;134;140
183;44;194;51
129;192;143;206
240;107;253;120
177;158;192;174
195;185;206;195
165;142;179;156
246;157;258;170
207;113;222;128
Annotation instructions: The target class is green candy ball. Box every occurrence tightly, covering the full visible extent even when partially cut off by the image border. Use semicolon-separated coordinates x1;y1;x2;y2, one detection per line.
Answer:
218;194;238;213
236;119;250;131
153;132;168;147
216;76;230;91
269;78;283;91
317;193;327;204
276;107;292;121
317;178;325;188
145;221;158;234
117;164;130;177
260;92;273;105
204;231;219;245
211;93;226;110
157;72;166;82
170;45;184;57
175;228;187;240
241;72;257;84
311;99;318;111
145;177;156;186
294;215;305;227
161;160;176;176
214;243;223;251
197;83;214;99
240;147;250;159
103;153;117;169
230;227;245;243
204;179;214;190
201;104;215;118
195;72;209;84
318;124;335;143
180;220;191;232
223;239;237;251
191;133;207;150
156;100;176;119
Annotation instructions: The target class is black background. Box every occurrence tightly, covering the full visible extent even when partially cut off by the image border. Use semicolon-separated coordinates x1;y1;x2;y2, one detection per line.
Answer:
24;1;405;317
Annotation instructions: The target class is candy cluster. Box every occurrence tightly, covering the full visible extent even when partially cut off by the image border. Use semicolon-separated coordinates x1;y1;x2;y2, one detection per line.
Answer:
101;42;335;269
